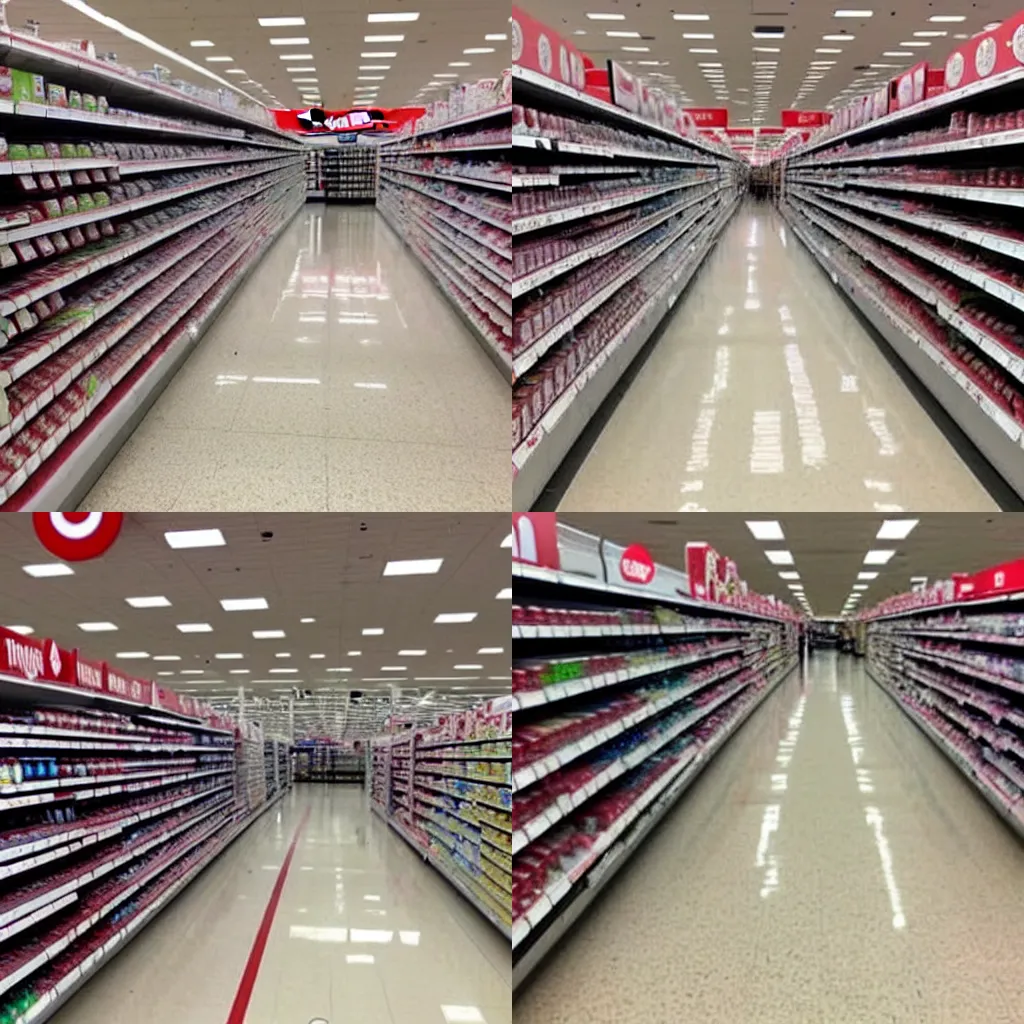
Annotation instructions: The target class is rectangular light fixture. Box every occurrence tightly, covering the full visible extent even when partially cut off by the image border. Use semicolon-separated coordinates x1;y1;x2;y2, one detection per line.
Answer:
79;622;118;632
225;69;247;75
478;647;504;654
382;558;444;576
220;597;270;611
269;668;300;674
153;655;181;661
367;11;420;21
852;584;869;591
764;550;794;565
380;666;407;671
205;56;234;62
23;562;75;577
899;41;930;46
364;34;405;41
674;13;711;19
165;528;225;549
822;34;854;40
434;612;478;623
125;595;173;608
857;572;879;580
876;519;919;539
258;16;306;26
929;14;965;21
116;652;150;659
269;36;310;44
292;77;318;82
689;48;718;53
753;45;780;51
190;39;215;46
362;627;385;636
285;65;317;71
883;50;913;56
279;53;314;59
787;584;803;591
398;649;427;656
620;45;650;51
359;64;391;69
863;550;896;565
496;588;512;599
253;629;286;639
362;51;397;56
230;669;251;674
485;33;507;39
327;667;353;673
834;8;872;14
778;571;800;580
176;623;213;633
913;30;947;36
753;29;785;37
683;32;714;38
500;533;513;548
358;75;385;80
586;11;626;18
215;653;245;660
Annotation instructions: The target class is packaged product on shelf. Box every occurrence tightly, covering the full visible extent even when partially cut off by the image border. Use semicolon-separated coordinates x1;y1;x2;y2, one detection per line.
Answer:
46;83;69;108
68;89;83;109
10;70;46;105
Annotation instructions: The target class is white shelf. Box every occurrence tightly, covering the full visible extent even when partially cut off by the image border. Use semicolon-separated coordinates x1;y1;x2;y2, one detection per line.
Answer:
380;171;510;233
512;133;715;167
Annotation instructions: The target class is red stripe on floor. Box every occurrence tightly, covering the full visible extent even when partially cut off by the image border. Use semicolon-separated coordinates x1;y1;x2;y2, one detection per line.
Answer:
226;805;311;1024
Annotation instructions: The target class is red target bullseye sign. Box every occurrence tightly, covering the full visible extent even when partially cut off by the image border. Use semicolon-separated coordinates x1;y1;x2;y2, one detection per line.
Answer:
32;513;124;561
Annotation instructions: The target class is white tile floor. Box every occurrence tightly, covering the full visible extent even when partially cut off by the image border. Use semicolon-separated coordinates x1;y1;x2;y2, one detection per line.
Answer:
514;651;1024;1024
49;786;511;1024
558;202;999;512
78;206;508;512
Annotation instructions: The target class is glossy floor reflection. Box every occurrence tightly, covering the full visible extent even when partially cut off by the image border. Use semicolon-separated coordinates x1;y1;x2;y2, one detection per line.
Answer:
79;206;508;511
50;787;511;1024
558;201;998;512
515;651;1024;1024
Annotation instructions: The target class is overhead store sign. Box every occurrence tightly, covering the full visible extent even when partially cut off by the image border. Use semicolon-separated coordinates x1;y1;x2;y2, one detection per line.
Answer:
687;108;728;128
619;544;656;585
33;512;123;561
272;106;422;134
511;513;561;570
944;13;1024;91
511;6;587;91
780;110;831;128
0;626;75;685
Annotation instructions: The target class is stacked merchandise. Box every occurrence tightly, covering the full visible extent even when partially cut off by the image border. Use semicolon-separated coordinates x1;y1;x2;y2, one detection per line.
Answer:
262;739;290;800
292;740;363;783
321;147;377;202
0;33;304;509
370;700;512;937
233;721;267;819
511;59;743;510
782;77;1024;501
865;600;1024;837
511;552;799;987
305;148;325;199
0;622;287;1024
377;76;511;381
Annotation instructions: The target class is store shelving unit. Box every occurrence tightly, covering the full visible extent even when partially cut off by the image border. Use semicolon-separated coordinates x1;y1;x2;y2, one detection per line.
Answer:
511;66;743;510
0;621;293;1024
0;28;304;510
305;146;378;202
865;595;1024;840
370;701;512;938
781;75;1024;501
377;87;511;381
293;741;364;783
511;555;798;989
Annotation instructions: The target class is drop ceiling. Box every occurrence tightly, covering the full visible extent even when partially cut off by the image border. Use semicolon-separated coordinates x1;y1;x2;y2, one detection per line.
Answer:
0;513;511;703
17;0;509;113
554;514;1023;617
538;1;1018;125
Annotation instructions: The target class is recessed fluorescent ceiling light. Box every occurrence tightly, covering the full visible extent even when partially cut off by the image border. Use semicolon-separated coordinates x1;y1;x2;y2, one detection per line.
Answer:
822;34;854;40
280;53;314;60
116;651;149;659
226;69;248;75
258;16;306;26
358;75;385;80
292;78;318;83
365;34;405;41
485;33;508;40
689;47;718;53
253;629;286;639
787;584;803;591
359;64;391;69
153;655;181;661
864;550;896;565
269;36;309;44
876;519;919;540
23;562;75;578
605;30;640;37
496;588;512;599
79;622;118;632
230;669;251;675
764;550;795;565
176;623;213;633
674;13;711;19
857;572;880;581
478;647;505;654
164;528;225;549
398;649;427;656
362;627;385;635
882;50;913;56
620;46;650;51
328;667;353;672
852;584;869;591
6;626;33;635
363;51;398;56
778;571;801;580
269;668;299;674
899;40;930;46
220;597;270;611
125;595;173;609
586;11;626;18
380;666;407;671
190;39;215;46
454;664;484;670
286;65;317;71
205;56;234;62
215;653;245;660
753;29;785;37
834;8;872;14
434;612;478;623
367;11;420;21
929;14;965;21
914;30;947;36
683;32;714;38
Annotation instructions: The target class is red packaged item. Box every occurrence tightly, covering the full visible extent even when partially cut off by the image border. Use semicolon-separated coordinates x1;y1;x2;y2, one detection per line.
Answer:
12;239;38;263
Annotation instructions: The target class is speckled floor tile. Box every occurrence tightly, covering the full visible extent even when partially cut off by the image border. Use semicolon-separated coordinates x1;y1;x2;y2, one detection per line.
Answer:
514;653;1022;1024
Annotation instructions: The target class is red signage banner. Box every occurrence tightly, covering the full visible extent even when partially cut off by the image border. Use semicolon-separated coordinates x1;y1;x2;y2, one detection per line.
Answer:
780;110;832;128
686;108;728;128
105;666;154;706
943;12;1024;93
76;655;105;693
271;106;422;134
33;512;123;561
0;625;76;685
511;513;560;570
511;6;587;91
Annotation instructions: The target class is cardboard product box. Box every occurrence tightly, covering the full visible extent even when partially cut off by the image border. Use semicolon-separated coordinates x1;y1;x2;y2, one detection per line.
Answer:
11;70;46;105
944;12;1024;92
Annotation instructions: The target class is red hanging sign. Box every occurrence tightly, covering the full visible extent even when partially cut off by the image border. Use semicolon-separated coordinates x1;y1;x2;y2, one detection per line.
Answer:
780;110;832;128
685;108;729;128
620;544;655;585
33;513;124;561
511;513;561;570
0;625;76;685
271;106;422;134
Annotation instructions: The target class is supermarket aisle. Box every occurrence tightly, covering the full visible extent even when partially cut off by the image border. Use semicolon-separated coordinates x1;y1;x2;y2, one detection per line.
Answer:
515;652;1024;1023
556;201;1000;512
51;787;510;1024
78;206;507;512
